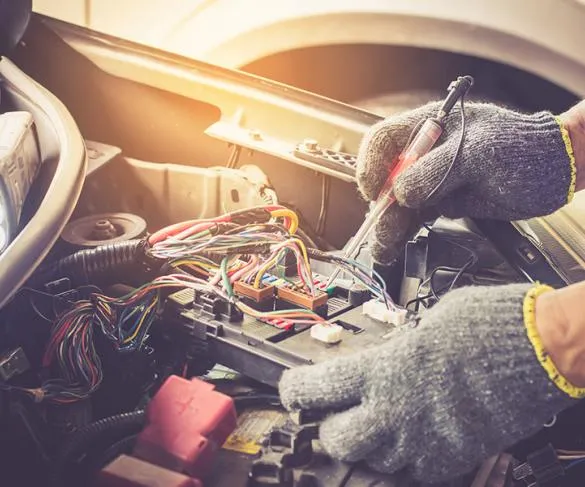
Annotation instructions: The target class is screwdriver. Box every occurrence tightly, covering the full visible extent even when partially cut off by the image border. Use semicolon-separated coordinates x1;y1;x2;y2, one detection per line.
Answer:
325;75;474;289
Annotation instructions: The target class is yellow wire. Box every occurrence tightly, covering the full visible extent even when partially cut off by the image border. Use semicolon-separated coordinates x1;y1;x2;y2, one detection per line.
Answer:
123;299;158;344
172;258;247;274
252;239;312;288
270;209;299;234
289;238;310;268
253;257;278;288
171;259;216;270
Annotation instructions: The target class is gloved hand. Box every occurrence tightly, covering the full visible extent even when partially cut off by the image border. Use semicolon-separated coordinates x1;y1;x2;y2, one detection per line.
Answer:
279;283;578;483
356;102;576;264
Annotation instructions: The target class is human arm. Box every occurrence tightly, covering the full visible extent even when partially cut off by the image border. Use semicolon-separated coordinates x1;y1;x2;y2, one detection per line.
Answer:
559;100;585;192
279;283;582;483
357;100;585;264
536;279;585;388
277;101;585;482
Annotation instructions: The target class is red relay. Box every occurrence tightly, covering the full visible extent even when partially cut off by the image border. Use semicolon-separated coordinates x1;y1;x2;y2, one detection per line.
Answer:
133;375;237;479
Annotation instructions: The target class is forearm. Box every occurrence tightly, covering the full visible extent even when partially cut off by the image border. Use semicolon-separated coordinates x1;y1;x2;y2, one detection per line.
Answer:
532;103;585;387
535;280;585;387
559;100;585;192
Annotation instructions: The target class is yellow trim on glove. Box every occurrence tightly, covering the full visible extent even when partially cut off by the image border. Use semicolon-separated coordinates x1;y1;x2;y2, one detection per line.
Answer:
524;283;585;399
555;116;577;204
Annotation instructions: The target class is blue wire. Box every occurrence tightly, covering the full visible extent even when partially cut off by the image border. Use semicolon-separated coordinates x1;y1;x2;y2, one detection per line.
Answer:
119;304;144;340
346;258;388;295
566;458;585;470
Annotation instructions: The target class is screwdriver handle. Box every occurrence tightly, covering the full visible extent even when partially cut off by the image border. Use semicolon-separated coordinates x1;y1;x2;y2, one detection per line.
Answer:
379;118;444;199
324;118;444;289
326;78;472;289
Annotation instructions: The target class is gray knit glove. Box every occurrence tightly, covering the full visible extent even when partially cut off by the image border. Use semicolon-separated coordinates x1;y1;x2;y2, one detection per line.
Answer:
357;102;575;264
279;283;577;483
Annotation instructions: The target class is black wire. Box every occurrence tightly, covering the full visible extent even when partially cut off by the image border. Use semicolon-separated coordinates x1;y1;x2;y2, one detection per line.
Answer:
224;223;286;236
429;258;477;298
405;293;432;311
448;257;475;292
407;265;470;310
423;93;468;203
295;227;319;250
82;434;137;481
18;286;76;303
30;298;53;322
18;287;77;322
51;410;146;487
410;222;478;306
316;174;330;236
354;240;367;261
76;285;104;296
429;268;442;301
278;201;335;250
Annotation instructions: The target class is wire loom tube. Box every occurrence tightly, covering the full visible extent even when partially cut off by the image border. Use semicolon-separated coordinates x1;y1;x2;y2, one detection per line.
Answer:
51;409;147;487
31;239;145;287
51;394;281;485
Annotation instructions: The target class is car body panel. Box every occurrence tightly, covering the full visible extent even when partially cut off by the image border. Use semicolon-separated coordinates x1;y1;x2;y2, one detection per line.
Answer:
40;16;378;183
33;0;585;96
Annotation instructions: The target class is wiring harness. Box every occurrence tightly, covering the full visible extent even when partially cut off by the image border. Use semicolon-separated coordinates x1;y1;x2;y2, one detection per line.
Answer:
7;205;399;403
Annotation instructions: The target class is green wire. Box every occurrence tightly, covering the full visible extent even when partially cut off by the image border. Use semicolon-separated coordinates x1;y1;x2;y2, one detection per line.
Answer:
259;308;316;316
220;257;234;297
185;229;212;241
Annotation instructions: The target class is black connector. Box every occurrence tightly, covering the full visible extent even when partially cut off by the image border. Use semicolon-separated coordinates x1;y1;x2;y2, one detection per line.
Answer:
0;347;30;381
512;444;564;486
347;283;371;306
437;75;474;119
248;424;319;487
274;251;297;278
194;291;243;323
229;207;273;225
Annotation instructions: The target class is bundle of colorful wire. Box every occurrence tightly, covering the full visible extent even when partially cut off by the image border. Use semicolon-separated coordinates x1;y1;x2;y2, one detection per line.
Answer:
152;206;317;296
29;205;397;403
34;270;327;402
40;302;103;402
327;256;394;310
148;205;298;253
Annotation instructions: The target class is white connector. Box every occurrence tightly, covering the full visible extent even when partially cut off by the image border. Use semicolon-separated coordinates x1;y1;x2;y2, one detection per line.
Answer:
310;323;343;344
362;299;408;326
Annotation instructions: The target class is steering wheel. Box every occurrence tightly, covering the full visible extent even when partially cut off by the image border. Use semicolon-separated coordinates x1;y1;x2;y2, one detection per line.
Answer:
0;9;87;307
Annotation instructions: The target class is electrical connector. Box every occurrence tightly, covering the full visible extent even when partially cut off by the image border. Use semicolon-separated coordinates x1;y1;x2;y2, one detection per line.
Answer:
233;281;275;302
277;286;328;310
362;299;407;326
0;347;30;381
310;323;343;344
512;444;564;486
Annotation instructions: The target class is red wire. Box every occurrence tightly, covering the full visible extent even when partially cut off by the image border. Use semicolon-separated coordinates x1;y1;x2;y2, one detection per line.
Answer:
263;205;286;211
148;216;230;245
43;316;72;367
148;205;290;245
172;221;218;241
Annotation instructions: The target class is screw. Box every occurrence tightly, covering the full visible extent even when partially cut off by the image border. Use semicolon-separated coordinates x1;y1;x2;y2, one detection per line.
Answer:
302;139;319;152
249;129;262;141
92;219;118;240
